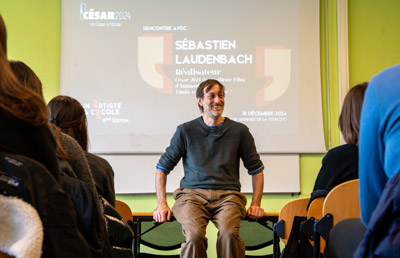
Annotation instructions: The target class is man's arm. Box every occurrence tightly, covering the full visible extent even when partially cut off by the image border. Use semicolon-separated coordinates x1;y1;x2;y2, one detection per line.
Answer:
247;171;264;219
153;170;172;222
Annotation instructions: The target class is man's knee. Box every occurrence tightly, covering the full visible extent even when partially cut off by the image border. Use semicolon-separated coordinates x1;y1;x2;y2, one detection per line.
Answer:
185;228;207;244
218;226;240;241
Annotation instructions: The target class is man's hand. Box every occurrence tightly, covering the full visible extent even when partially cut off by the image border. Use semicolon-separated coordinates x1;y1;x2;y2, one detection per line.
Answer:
248;171;264;219
247;205;264;219
153;203;172;223
154;170;171;223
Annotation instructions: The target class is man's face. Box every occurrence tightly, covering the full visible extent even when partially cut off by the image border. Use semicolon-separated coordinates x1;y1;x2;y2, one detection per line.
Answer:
198;84;225;119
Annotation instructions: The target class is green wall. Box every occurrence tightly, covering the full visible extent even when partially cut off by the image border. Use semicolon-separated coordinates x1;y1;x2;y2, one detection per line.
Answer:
1;0;400;256
348;0;400;85
0;0;60;102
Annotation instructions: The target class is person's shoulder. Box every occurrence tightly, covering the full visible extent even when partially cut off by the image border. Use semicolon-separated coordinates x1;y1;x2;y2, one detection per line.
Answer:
85;152;106;162
84;151;97;160
180;117;203;129
330;143;356;151
374;63;400;79
327;144;358;158
224;117;249;130
85;152;111;167
60;132;80;148
59;133;83;154
183;117;201;125
370;64;400;91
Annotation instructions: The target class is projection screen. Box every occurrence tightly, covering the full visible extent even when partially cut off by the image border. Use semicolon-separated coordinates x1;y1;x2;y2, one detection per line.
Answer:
60;0;324;154
60;0;323;194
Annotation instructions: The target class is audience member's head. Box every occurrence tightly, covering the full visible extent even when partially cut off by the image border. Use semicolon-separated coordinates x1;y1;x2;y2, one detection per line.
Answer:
338;81;368;146
9;59;70;159
48;95;89;151
0;15;48;126
9;60;43;97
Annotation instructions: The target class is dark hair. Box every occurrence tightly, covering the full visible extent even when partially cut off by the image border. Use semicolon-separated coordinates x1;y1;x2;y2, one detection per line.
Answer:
338;82;368;146
48;95;89;151
9;60;43;97
196;79;225;113
0;15;48;126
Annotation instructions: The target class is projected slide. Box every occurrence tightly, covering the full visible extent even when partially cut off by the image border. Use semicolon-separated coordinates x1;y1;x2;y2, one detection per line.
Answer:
61;0;324;153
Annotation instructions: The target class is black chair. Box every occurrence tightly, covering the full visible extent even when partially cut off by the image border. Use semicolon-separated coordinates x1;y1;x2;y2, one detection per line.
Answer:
132;213;278;257
132;214;184;258
240;216;277;258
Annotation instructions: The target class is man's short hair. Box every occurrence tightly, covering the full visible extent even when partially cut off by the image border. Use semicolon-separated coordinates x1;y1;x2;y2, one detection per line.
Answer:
196;79;225;113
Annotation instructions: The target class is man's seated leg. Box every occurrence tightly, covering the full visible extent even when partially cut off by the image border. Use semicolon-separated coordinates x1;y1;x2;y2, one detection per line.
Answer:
211;190;247;258
172;188;211;258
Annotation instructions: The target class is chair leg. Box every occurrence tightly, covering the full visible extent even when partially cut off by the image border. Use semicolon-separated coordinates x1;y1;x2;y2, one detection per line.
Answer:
312;229;320;258
313;214;333;258
273;221;284;258
300;218;315;258
132;220;140;257
273;231;281;258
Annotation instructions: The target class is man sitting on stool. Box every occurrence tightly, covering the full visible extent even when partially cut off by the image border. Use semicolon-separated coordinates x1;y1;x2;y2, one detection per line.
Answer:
153;79;265;258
